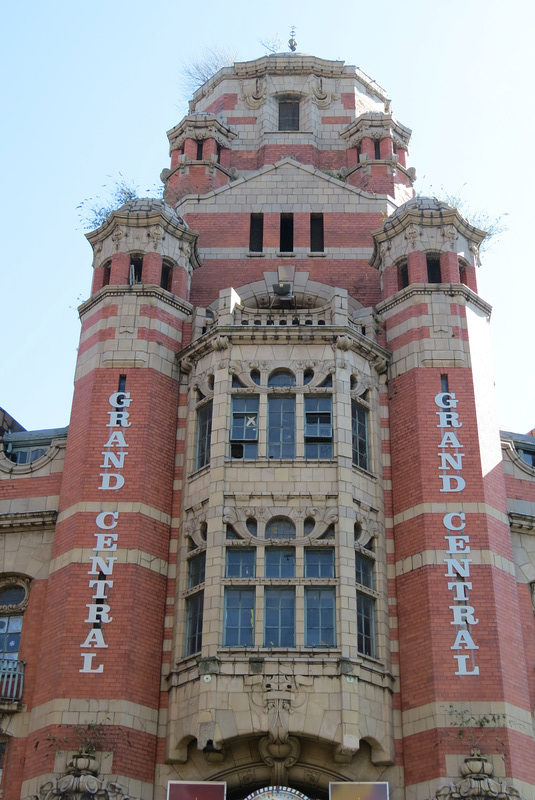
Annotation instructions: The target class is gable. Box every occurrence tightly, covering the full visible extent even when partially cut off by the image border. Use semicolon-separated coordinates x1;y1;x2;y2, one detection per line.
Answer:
177;158;387;215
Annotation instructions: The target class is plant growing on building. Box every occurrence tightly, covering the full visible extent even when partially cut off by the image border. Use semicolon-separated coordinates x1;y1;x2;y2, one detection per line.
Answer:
179;46;238;96
416;182;508;253
444;705;506;752
77;175;162;230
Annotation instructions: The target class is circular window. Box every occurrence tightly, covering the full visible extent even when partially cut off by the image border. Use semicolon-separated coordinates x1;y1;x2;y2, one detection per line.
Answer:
0;577;29;613
0;586;25;607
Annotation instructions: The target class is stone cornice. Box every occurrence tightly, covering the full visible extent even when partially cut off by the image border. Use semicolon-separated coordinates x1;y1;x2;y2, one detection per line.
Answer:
340;112;412;148
370;204;487;256
78;284;193;320
376;283;492;317
177;324;390;373
501;440;535;479
0;509;57;530
161;157;238;184
86;205;202;270
167;113;238;152
340;157;416;185
509;511;535;534
189;55;387;110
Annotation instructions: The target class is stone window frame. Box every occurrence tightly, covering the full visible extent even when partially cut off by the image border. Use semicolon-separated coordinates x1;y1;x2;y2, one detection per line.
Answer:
229;365;335;462
0;576;30;677
351;398;369;472
355;545;378;658
195;399;213;471
221;526;338;651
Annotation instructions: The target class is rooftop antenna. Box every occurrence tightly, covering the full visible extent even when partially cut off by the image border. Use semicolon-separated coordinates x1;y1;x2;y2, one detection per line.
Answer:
288;27;297;52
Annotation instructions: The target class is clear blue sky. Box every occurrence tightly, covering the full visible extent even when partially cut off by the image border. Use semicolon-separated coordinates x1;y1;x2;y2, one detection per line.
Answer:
1;0;533;433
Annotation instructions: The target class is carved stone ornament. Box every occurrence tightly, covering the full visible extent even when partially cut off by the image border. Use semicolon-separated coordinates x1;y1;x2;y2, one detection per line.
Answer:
240;77;267;109
212;334;229;352
335;335;352;351
469;240;482;267
0;576;30;613
180;356;194;374
111;227;124;243
252;673;309;784
35;754;141;800
148;225;162;242
378;242;390;267
405;223;419;245
441;224;458;248
431;749;524;800
310;76;338;108
350;371;372;398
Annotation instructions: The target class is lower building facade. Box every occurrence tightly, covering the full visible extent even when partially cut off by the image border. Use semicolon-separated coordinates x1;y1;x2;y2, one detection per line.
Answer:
1;50;534;800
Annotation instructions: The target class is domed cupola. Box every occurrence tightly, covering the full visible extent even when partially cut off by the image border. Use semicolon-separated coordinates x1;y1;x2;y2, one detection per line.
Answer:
370;196;487;300
86;197;201;302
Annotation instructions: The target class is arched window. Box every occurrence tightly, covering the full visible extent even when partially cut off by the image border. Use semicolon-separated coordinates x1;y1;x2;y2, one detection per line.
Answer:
268;370;296;387
0;577;29;702
265;516;296;540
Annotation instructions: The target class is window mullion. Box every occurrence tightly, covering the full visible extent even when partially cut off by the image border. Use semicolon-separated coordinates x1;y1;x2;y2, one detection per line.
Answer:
295;584;304;647
258;394;268;457
295;394;304;458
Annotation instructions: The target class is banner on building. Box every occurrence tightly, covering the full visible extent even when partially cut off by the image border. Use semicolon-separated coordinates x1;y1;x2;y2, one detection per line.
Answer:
330;783;389;800
167;782;226;800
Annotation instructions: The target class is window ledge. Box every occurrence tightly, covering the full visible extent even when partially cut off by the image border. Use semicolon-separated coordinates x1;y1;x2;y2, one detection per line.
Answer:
307;252;326;258
265;130;314;135
188;464;211;481
247;251;266;257
352;464;376;480
276;252;295;258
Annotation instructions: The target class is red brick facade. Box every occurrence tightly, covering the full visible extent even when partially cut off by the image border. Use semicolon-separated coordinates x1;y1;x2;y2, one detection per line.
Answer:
1;51;533;800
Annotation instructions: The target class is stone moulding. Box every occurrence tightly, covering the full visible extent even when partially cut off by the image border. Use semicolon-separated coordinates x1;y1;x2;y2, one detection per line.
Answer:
0;510;57;531
35;774;141;800
431;751;525;800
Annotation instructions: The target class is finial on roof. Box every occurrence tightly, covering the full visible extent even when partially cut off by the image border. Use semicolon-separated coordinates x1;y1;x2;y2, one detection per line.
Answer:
288;26;297;52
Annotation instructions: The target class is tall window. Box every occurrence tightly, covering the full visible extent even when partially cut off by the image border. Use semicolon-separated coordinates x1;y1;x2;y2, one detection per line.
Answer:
310;213;324;252
305;588;336;647
304;396;333;458
188;553;206;588
185;593;203;656
398;259;409;290
230;396;259;459
0;616;22;664
352;401;369;470
264;588;295;647
355;552;375;657
160;260;172;291
0;581;28;702
185;554;205;656
129;255;143;285
196;401;212;469
280;214;294;252
250;213;264;253
279;101;299;131
426;254;441;283
224;588;255;646
268;396;296;458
